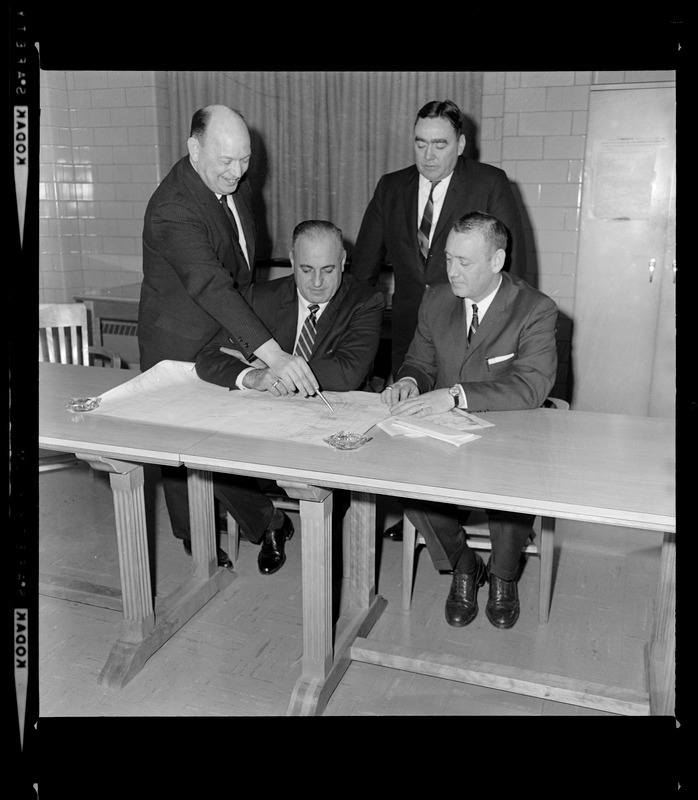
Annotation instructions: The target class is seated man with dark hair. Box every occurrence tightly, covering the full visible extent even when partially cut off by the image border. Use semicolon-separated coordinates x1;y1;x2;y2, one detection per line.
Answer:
196;219;385;574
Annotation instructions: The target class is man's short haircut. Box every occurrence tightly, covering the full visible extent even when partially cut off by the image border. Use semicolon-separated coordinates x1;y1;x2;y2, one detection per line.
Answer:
189;106;246;143
415;99;463;138
451;211;509;255
292;220;344;251
190;108;210;141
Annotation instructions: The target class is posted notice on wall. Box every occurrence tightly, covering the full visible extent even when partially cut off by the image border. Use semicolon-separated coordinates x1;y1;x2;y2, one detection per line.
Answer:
589;137;669;221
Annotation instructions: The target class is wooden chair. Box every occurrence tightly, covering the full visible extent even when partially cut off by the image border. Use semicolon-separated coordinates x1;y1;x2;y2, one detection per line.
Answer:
401;397;570;623
39;303;122;368
39;303;122;473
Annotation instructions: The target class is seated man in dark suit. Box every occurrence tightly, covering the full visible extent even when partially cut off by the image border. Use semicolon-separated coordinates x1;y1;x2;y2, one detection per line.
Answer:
196;219;385;575
381;212;558;629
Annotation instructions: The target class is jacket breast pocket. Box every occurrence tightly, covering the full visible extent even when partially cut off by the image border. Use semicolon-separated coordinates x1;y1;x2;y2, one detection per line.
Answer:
486;353;516;372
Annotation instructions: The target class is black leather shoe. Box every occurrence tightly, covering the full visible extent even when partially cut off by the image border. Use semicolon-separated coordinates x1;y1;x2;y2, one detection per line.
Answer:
486;573;520;629
444;552;486;627
258;513;294;575
182;539;233;571
383;520;403;541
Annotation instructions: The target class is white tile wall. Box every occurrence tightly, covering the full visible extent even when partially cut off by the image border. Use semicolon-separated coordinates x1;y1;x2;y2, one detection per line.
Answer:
39;69;169;304
39;69;675;394
480;69;675;397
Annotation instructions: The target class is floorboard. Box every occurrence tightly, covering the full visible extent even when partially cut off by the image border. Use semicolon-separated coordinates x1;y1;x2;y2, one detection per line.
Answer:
38;462;662;717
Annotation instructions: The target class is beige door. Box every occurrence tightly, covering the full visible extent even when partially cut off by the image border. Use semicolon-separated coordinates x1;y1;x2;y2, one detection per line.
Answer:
572;84;676;417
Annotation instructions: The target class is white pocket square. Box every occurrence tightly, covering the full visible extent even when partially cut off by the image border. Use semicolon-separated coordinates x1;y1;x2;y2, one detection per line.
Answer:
487;353;515;365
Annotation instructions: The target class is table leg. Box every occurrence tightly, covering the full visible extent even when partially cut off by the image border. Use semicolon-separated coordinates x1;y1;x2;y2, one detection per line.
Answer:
187;469;218;578
280;483;386;716
346;491;377;609
77;455;154;641
646;529;676;717
75;457;234;688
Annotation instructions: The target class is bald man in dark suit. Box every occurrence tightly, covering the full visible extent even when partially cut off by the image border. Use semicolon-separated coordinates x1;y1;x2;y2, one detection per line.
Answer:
138;105;319;569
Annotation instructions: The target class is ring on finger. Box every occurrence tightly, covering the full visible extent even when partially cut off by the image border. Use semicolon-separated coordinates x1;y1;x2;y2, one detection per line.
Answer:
272;380;280;388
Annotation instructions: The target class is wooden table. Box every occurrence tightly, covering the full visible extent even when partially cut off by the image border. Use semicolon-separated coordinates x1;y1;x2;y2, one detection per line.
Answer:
39;363;675;715
182;405;675;717
39;363;236;688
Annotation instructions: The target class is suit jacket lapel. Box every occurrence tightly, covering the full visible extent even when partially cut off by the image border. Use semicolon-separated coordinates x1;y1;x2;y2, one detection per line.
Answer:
265;277;299;353
404;169;422;265
313;278;348;352
231;185;256;267
430;157;468;251
441;292;469;365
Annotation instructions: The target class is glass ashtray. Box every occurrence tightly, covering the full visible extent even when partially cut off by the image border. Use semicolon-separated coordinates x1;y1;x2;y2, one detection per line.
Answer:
66;397;101;412
323;431;372;450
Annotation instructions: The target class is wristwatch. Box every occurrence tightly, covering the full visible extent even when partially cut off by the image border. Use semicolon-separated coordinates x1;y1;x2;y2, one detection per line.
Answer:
449;384;463;408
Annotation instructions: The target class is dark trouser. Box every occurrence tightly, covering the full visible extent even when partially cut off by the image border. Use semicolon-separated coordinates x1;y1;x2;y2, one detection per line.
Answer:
161;464;278;545
403;499;534;582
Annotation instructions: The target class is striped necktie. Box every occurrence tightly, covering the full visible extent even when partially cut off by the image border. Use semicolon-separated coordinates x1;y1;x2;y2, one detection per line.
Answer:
418;181;440;262
468;303;479;344
295;304;320;360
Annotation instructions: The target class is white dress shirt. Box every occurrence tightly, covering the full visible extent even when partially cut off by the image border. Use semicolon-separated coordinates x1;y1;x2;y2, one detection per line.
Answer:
294;293;329;350
401;276;503;409
235;291;329;390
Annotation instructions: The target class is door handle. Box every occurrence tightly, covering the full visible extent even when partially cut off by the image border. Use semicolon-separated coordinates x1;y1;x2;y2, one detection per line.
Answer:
673;260;676;283
648;258;656;282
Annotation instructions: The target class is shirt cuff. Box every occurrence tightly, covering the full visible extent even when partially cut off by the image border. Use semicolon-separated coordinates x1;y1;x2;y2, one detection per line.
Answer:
458;385;468;408
235;367;255;390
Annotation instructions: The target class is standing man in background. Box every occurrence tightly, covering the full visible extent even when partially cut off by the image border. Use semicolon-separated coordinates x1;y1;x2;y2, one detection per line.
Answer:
350;99;526;380
138;104;320;568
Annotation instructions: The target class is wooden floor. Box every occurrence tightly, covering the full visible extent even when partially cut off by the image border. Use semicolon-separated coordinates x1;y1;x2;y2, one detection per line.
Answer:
38;461;663;718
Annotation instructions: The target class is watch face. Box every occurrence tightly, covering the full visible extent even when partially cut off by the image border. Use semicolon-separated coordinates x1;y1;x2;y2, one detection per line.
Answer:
449;386;458;395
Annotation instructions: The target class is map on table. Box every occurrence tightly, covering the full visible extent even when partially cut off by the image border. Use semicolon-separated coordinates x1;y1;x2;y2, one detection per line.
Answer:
92;360;391;446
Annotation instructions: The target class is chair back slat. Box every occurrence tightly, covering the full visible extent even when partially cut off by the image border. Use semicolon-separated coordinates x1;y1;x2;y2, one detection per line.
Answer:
39;303;90;365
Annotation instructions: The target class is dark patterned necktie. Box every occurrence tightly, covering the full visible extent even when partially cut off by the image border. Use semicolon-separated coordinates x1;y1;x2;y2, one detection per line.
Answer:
468;303;479;344
418;181;440;262
219;194;240;241
295;304;320;360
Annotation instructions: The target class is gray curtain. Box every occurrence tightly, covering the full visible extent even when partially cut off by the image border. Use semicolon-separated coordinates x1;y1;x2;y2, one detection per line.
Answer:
167;71;482;259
